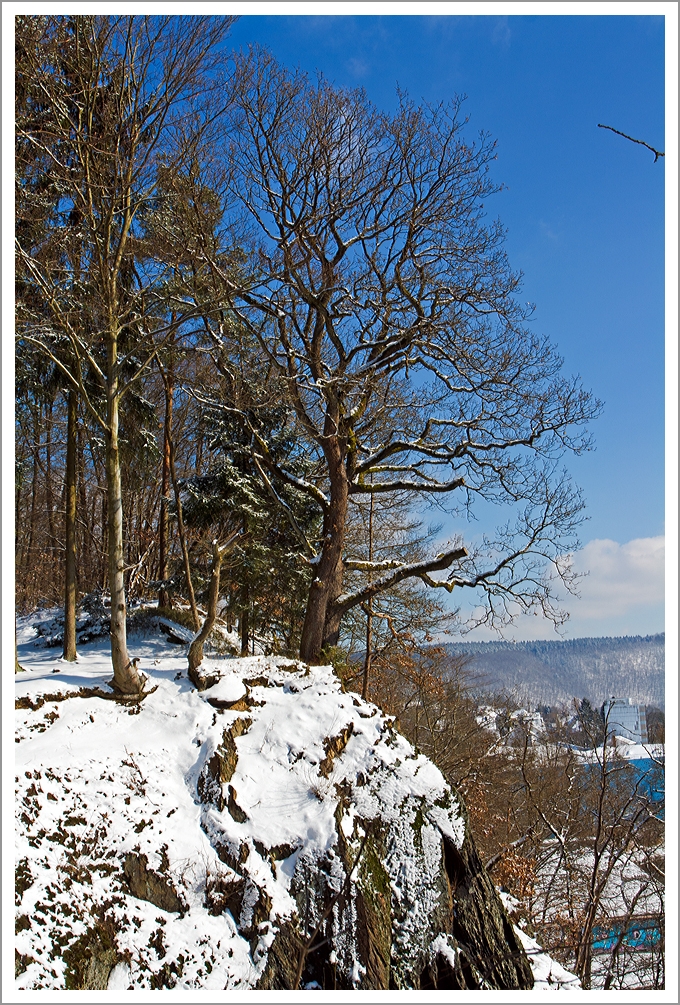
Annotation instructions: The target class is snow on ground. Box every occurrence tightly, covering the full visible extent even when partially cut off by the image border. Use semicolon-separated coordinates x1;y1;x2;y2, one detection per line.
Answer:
498;893;581;992
15;632;258;990
602;740;664;761
576;737;664;764
514;928;582;992
15;618;575;991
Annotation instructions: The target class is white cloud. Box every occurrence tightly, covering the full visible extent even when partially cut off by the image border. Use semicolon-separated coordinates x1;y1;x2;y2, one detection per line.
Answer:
569;536;665;619
346;57;370;78
538;219;560;242
491;16;511;48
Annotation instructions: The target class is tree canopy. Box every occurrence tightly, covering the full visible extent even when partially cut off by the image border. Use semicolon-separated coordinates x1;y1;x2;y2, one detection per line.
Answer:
201;51;601;660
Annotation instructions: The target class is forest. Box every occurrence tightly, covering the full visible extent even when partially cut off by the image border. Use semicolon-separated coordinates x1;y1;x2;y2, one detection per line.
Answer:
15;14;663;992
16;13;599;686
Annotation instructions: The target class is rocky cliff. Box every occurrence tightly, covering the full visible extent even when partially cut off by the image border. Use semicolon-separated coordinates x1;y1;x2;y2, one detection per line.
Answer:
15;620;570;991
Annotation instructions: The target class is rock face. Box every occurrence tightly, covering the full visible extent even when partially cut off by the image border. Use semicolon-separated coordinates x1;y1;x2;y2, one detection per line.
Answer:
194;661;533;990
122;852;187;915
254;818;532;990
15;643;533;991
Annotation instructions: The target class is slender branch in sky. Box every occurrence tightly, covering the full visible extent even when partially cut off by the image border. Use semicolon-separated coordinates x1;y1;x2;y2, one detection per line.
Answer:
597;123;665;162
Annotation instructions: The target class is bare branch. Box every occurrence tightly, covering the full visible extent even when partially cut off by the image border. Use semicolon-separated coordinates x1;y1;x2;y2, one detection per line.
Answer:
331;546;467;619
598;123;664;162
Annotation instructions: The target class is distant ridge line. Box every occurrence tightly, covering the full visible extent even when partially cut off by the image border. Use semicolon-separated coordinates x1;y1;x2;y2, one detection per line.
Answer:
443;633;665;654
441;634;665;709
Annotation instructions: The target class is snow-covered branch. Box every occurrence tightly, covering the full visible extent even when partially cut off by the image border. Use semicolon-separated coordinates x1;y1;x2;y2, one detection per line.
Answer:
331;546;467;619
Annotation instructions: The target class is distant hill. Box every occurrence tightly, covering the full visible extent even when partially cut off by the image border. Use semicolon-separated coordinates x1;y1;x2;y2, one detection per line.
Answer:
443;634;665;709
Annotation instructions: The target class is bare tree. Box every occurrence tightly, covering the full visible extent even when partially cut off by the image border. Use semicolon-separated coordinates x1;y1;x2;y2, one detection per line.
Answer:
15;14;235;692
507;706;664;989
337;491;459;694
187;531;241;689
391;685;665;990
208;52;601;663
62;388;78;660
366;645;495;792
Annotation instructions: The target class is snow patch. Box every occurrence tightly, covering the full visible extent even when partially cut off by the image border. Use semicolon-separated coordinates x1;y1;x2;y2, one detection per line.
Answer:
514;926;582;991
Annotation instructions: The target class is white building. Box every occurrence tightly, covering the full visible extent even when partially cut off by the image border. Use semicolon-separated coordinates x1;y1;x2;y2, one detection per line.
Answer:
475;706;501;740
510;708;546;743
602;697;648;744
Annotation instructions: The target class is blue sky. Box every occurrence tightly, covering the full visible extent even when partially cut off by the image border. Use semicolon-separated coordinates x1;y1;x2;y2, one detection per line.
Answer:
228;12;666;640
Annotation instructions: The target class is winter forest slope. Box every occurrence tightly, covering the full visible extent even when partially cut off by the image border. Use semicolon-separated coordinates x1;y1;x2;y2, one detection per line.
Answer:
444;635;665;708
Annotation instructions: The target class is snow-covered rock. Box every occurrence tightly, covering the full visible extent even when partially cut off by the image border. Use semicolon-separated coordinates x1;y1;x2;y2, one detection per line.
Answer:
515;928;582;992
499;893;581;992
15;623;563;991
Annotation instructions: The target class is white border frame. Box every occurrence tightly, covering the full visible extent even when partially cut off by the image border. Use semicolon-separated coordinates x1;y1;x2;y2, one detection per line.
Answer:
3;4;677;1002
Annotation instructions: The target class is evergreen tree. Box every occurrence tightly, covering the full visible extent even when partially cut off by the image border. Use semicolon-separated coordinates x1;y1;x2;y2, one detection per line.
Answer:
180;365;320;655
577;698;605;748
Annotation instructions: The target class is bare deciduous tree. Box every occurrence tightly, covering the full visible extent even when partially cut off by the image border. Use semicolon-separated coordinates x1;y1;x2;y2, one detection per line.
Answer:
209;52;601;663
491;705;664;989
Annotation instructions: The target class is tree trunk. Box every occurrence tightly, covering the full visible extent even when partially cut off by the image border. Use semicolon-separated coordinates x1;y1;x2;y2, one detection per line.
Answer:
25;414;40;575
15;443;25;563
105;337;145;695
62;389;78;661
45;398;57;572
160;359;200;632
195;428;203;475
188;531;241;688
101;489;108;593
188;540;224;689
300;442;348;663
76;424;90;589
576;900;597;989
44;397;56;558
362;488;374;700
168;423;200;632
318;541;349;653
240;583;250;657
16;635;26;673
362;606;374;701
576;932;593;990
158;370;172;609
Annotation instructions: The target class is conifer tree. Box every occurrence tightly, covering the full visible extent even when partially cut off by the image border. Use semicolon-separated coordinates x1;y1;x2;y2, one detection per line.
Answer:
180;363;320;656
